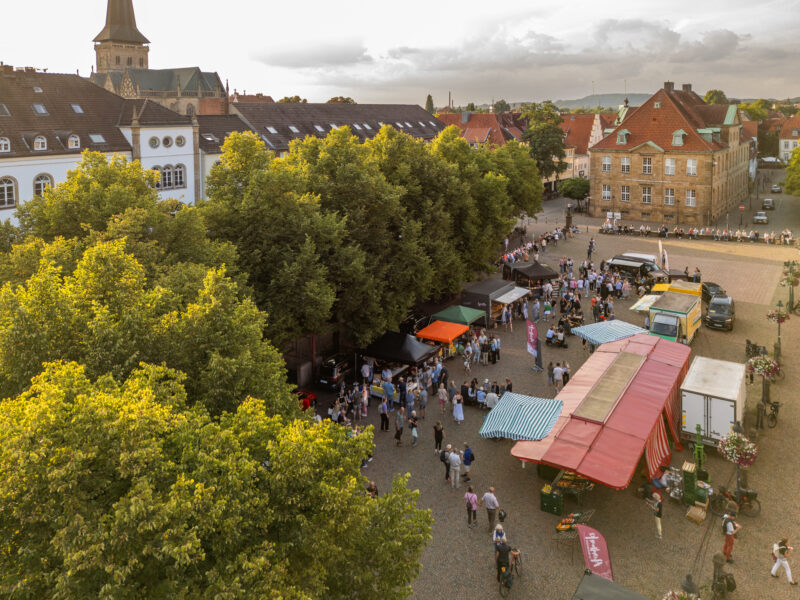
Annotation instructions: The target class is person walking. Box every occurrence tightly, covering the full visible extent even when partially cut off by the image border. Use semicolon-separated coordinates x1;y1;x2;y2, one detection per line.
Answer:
481;487;500;530
433;421;445;453
553;362;564;391
418;384;427;419
722;511;741;563
437;383;448;414
771;537;798;584
453;394;465;425
547;361;554;387
441;444;452;482
649;492;663;539
379;397;390;431
408;410;419;447
394;406;405;446
465;486;479;528
462;443;474;482
449;447;462;488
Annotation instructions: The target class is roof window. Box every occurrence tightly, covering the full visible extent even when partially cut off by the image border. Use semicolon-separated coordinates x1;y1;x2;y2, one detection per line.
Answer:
405;122;413;128
428;121;437;127
330;124;339;129
363;123;372;130
266;126;278;134
314;125;325;132
89;133;106;144
616;129;630;145
419;121;426;127
71;104;84;114
32;103;48;115
352;123;362;130
289;125;300;133
201;133;219;142
0;104;9;117
395;122;404;128
672;129;686;146
33;86;43;93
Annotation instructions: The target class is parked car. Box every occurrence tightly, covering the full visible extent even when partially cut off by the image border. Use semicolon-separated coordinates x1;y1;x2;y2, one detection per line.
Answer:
606;256;668;283
704;295;735;331
753;211;769;224
762;198;775;210
771;184;782;193
701;281;726;304
318;354;353;390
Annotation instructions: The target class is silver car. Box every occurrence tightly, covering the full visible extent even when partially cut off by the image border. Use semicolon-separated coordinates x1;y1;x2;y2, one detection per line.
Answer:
753;211;768;224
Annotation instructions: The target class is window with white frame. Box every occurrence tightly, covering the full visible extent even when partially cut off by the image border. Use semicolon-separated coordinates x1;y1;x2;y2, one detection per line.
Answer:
686;159;697;176
0;137;9;153
665;188;675;205
0;177;15;207
621;157;630;173
68;134;80;149
641;186;652;204
289;125;300;134
31;103;48;115
602;184;611;201
621;185;630;202
33;135;47;151
601;156;611;172
685;189;696;207
71;104;84;114
33;174;52;197
665;158;675;175
785;141;791;150
352;123;362;130
174;164;186;188
642;157;652;174
161;166;173;189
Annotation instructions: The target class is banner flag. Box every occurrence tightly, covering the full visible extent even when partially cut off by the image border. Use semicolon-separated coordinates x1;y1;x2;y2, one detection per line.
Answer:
526;319;543;371
576;524;613;581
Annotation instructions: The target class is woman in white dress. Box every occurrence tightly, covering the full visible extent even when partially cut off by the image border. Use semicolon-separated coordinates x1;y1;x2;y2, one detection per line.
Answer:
453;393;465;425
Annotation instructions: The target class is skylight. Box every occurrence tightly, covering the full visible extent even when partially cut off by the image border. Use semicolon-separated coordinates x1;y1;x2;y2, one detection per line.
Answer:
428;121;437;127
88;133;106;144
0;104;9;117
405;122;413;128
266;126;278;134
289;125;300;133
32;103;48;115
71;104;84;114
202;133;218;142
352;123;362;130
330;124;339;129
363;123;372;130
395;122;404;128
314;125;325;132
33;86;43;93
419;121;426;127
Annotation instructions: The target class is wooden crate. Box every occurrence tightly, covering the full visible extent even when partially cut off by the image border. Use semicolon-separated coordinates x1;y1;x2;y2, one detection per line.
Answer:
686;505;706;524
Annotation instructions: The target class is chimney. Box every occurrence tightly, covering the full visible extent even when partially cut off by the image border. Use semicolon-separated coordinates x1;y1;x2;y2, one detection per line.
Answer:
664;81;674;93
682;83;692;92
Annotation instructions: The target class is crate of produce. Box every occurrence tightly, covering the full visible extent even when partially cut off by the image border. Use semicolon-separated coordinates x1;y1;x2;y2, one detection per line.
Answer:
540;486;564;515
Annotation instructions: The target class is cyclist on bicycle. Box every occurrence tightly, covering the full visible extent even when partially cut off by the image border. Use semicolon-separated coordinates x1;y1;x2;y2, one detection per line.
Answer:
495;540;511;582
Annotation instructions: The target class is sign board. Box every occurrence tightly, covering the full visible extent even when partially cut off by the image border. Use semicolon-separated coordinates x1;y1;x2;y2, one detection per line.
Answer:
739;205;745;211
614;212;622;220
576;524;614;581
606;212;614;219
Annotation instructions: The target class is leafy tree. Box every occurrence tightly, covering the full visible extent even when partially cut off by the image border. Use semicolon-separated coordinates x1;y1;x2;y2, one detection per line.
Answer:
326;96;355;104
521;101;568;181
738;99;770;121
0;361;432;599
559;177;591;201
0;239;294;416
704;89;729;105
487;140;544;217
425;93;434;113
787;146;800;196
493;99;511;113
776;104;799;117
277;95;308;103
758;130;779;157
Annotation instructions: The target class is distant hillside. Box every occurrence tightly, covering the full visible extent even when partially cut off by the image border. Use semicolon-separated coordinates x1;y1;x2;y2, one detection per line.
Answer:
555;93;650;110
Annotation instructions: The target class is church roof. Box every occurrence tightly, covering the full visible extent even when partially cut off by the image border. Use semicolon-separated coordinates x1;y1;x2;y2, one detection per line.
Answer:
117;99;192;127
94;0;150;44
124;68;223;93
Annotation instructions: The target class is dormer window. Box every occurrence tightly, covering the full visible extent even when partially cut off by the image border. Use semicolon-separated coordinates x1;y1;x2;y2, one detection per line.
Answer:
33;86;43;93
0;137;10;153
68;134;80;149
616;129;630;145
794;129;799;137
33;135;47;151
672;129;686;146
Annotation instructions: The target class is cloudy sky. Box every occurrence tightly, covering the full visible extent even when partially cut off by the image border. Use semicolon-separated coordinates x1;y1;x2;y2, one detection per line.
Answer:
3;0;799;106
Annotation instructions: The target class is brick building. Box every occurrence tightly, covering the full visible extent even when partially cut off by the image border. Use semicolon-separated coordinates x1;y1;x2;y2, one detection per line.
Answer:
588;82;750;225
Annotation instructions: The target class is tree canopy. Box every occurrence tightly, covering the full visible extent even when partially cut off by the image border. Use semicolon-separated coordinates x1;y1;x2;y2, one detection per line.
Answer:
493;99;511;113
425;94;434;113
559;177;591;201
326;96;356;104
703;89;729;105
787;146;800;196
277;96;308;103
521;101;568;181
738;99;771;121
0;362;431;599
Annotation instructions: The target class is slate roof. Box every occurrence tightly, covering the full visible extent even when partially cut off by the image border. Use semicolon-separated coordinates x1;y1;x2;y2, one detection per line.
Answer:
231;103;445;153
117;98;192;127
591;87;734;153
558;113;595;155
196;114;255;153
94;0;150;44
230;93;274;104
90;67;223;95
436;112;525;146
0;70;132;158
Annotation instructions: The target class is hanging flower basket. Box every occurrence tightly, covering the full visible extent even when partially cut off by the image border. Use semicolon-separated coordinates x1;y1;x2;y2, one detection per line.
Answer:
747;355;780;377
718;432;758;468
780;274;799;287
661;591;699;600
766;308;790;323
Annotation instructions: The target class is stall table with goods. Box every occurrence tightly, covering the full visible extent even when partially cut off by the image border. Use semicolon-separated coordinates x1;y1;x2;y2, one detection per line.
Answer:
362;332;438;398
415;320;470;360
550;508;596;561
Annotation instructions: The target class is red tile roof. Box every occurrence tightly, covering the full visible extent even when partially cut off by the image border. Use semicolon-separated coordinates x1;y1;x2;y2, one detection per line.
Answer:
763;117;786;134
591;88;730;153
436;112;525;146
780;115;800;140
558;114;595;155
740;120;758;143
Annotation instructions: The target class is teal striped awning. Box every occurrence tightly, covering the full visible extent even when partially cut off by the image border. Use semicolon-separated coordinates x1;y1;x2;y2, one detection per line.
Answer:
479;393;562;441
571;321;647;346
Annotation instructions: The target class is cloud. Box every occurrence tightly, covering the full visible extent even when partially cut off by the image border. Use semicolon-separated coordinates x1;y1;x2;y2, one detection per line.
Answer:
256;40;373;68
668;29;745;62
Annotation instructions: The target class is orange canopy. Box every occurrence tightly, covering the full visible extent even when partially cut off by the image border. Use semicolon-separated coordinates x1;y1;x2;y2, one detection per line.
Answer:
416;320;470;344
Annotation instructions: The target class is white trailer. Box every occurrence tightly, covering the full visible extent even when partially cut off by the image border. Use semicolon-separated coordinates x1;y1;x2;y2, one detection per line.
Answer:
680;357;746;445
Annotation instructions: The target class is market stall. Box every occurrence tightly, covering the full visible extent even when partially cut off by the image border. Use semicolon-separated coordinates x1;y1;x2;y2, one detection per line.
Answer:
571;321;647;351
630;295;660;312
511;334;691;490
502;261;560;295
415;320;470;360
431;305;486;326
460;279;515;322
362;332;438;398
571;571;649;600
479;392;562;440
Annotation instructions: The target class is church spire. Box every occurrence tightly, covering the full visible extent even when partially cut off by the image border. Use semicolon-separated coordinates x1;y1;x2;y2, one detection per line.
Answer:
94;0;150;44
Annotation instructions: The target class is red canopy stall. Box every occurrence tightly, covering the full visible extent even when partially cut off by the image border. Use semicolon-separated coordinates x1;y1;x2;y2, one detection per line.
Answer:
511;334;691;489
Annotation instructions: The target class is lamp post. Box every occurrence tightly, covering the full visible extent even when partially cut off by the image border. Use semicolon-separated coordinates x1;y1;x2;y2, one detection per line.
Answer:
775;299;783;362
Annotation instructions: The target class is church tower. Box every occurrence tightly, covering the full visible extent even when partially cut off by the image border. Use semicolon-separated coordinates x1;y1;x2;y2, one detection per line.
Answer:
94;0;150;74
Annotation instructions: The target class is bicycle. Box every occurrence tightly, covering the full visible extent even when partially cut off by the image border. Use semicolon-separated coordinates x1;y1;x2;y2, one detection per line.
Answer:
498;549;521;597
709;486;761;517
767;401;781;428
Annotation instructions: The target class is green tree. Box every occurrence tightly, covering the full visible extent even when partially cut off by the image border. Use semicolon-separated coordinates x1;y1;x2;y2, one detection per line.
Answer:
0;239;294;416
487;140;544;217
0;361;431;599
425;93;435;113
493;99;511;113
559;177;591;201
704;89;729;105
521;101;568;181
758;130;779;157
738;99;770;121
326;96;356;104
277;95;308;103
787;146;800;196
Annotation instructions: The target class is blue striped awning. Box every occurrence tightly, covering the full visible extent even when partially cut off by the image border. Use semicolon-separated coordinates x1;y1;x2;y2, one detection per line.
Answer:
571;320;647;347
479;392;562;441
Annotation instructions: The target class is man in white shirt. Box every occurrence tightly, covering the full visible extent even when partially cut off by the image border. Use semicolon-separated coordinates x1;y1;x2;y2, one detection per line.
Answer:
480;487;500;530
448;449;462;489
553;362;564;390
361;361;371;384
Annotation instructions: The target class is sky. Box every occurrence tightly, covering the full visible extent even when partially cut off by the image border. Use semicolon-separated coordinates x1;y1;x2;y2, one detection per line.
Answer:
2;0;799;106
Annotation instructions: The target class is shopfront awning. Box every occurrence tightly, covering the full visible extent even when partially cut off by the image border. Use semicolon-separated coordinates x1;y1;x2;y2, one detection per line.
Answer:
630;295;660;313
479;392;562;441
495;286;531;305
571;321;647;347
416;321;470;344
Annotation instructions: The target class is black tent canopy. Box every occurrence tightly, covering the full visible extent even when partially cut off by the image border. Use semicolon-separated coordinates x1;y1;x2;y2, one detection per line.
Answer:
363;332;438;365
515;262;560;281
571;572;649;600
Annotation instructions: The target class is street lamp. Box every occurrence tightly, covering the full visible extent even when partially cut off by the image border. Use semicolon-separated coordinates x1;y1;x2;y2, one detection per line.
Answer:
775;299;784;361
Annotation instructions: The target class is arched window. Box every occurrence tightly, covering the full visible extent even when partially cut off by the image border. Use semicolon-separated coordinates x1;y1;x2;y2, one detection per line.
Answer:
33;174;53;197
0;137;9;153
0;177;16;207
33;135;47;151
161;166;173;189
68;134;80;149
152;166;162;189
174;164;186;188
186;104;196;116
